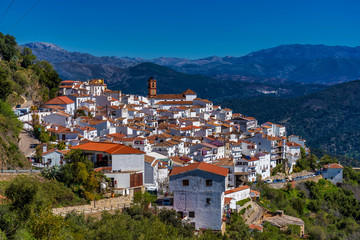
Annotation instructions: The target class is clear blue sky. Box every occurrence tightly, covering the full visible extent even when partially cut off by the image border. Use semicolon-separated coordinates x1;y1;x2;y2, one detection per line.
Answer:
1;0;360;59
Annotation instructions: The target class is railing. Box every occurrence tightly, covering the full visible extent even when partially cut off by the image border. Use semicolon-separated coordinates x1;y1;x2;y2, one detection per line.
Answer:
0;169;41;173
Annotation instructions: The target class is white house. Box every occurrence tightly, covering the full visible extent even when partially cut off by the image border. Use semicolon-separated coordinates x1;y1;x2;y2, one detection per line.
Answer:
45;96;75;115
169;162;228;230
71;142;145;194
42;149;69;167
224;185;251;209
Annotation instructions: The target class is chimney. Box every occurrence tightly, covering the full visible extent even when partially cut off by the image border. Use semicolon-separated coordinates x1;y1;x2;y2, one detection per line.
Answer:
43;144;47;153
55;126;58;131
70;127;74;132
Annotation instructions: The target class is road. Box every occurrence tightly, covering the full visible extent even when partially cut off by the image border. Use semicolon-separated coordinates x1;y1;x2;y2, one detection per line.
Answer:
19;130;40;157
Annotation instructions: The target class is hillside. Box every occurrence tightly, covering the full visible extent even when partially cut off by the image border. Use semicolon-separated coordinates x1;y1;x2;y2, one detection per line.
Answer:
0;33;61;168
103;63;326;101
24;42;360;84
220;80;360;163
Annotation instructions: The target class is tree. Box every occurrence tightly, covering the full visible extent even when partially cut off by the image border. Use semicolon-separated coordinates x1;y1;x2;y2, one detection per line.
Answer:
5;176;39;219
28;208;66;240
20;47;36;68
226;212;251;240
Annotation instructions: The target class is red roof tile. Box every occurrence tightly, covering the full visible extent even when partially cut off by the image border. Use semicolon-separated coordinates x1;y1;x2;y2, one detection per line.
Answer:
45;96;74;105
249;224;263;231
323;163;343;169
169;162;228;177
70;142;144;154
183;89;196;95
225;185;250;195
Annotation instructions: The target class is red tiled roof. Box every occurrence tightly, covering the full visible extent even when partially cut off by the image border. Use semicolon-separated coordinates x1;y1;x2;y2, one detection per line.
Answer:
183;89;196;95
249;224;263;231
70;142;144;154
225;185;250;195
323;163;343;169
156;101;193;105
42;148;69;156
45;96;74;105
286;142;302;147
107;133;126;139
155;94;184;100
224;197;233;205
169;162;228;177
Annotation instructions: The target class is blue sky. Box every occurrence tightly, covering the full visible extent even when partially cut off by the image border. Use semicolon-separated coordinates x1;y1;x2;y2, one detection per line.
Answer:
1;0;360;59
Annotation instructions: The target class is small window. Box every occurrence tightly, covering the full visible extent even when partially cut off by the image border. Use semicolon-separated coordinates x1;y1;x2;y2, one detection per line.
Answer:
189;211;195;218
183;179;189;186
206;198;211;204
190;222;196;227
206;180;212;186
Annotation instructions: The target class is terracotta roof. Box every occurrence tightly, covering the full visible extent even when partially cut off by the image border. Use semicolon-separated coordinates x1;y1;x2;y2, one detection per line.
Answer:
45;96;74;105
42;148;69;156
154;94;184;100
48;126;79;134
169;162;228;177
224;197;233;205
183;89;196;95
94;166;112;172
213;158;233;167
155;101;193;106
225;185;250;195
107;133;126;139
249;224;263;231
70;142;144;154
286;142;302;147
144;155;156;164
323;163;343;169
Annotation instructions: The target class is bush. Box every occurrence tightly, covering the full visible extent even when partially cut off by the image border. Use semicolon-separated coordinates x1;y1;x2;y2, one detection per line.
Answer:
236;198;251;206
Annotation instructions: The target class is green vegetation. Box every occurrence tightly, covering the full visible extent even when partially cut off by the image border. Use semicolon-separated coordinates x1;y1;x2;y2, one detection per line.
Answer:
220;80;360;165
236;197;251;206
254;178;360;239
0;32;62;168
41;149;107;201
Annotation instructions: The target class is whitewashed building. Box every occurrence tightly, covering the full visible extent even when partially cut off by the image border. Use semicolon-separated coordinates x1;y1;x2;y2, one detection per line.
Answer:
169;162;228;230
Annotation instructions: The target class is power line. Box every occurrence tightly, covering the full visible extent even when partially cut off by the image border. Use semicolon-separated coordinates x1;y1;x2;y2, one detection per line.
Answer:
0;0;16;25
8;0;41;31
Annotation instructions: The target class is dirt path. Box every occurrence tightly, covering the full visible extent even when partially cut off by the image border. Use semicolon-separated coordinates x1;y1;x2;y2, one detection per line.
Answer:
19;130;39;157
245;202;263;225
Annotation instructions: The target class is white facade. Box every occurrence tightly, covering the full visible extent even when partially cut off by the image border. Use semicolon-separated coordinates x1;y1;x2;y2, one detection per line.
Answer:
169;169;227;230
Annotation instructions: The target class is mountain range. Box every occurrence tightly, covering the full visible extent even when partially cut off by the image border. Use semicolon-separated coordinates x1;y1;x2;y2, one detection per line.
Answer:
24;42;360;84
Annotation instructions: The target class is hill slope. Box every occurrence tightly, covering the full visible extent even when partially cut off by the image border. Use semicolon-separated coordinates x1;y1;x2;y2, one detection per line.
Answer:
24;42;360;84
0;34;62;168
101;63;326;101
220;80;360;162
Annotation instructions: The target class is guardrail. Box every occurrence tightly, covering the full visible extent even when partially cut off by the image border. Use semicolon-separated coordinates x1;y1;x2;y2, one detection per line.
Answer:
0;169;41;174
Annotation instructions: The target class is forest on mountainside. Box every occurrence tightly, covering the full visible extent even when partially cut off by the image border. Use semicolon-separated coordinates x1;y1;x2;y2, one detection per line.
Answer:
220;80;360;165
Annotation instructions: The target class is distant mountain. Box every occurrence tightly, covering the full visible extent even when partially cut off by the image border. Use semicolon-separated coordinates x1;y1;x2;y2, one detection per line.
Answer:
220;80;360;164
23;42;360;84
63;62;325;101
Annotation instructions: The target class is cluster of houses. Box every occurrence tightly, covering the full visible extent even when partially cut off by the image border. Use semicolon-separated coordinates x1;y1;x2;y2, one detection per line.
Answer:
30;77;312;231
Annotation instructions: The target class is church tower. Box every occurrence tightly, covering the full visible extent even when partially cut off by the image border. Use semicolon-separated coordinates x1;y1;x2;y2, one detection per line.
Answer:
148;77;157;98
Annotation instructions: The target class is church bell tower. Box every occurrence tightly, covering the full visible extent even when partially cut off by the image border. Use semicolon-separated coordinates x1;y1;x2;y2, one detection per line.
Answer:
148;77;157;98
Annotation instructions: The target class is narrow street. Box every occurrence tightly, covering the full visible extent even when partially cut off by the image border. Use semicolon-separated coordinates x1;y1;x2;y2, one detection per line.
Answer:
19;130;40;158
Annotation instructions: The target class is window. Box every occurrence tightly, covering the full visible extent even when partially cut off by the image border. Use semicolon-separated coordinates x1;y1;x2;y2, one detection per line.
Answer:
183;179;189;186
190;222;196;227
206;180;212;186
206;198;211;204
189;211;195;218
